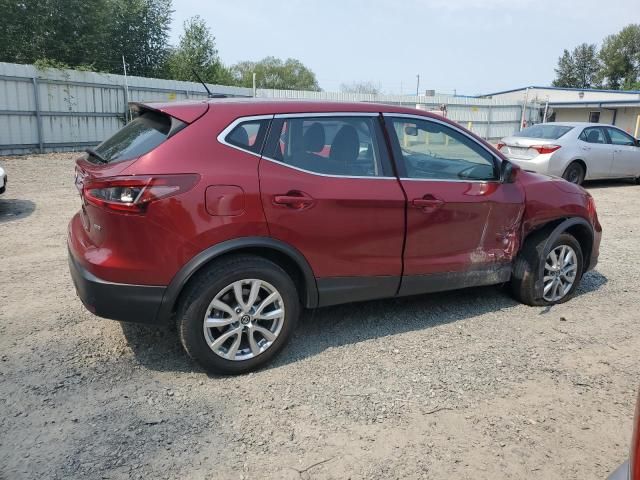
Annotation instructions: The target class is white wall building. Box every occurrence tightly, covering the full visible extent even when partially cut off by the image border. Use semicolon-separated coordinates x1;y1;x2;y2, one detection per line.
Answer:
482;86;640;137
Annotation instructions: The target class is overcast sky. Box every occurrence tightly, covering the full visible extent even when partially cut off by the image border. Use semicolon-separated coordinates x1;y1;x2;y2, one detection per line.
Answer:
169;0;638;95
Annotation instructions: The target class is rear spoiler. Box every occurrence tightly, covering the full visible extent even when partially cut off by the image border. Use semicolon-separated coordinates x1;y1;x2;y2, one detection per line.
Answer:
129;101;209;124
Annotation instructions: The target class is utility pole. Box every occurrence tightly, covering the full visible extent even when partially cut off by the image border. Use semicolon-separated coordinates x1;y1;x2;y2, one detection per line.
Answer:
416;74;420;97
252;72;257;98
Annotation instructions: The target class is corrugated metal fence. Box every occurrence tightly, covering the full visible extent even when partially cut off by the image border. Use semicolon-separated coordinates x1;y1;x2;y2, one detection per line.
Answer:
0;62;538;155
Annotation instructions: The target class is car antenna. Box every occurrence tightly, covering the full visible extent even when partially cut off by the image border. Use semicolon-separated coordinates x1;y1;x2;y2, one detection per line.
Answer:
192;69;214;98
192;69;230;99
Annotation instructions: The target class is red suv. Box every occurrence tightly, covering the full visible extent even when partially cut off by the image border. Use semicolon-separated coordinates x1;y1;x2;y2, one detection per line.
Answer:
68;99;602;374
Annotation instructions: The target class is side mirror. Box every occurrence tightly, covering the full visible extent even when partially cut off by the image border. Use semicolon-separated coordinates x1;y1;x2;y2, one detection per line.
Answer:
500;160;519;183
404;125;418;136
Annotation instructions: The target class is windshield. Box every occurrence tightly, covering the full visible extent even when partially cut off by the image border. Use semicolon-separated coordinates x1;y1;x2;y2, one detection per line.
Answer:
91;111;180;164
515;124;573;140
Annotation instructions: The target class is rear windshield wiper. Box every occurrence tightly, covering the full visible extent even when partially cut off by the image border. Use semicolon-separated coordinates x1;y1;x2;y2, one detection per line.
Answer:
85;147;108;164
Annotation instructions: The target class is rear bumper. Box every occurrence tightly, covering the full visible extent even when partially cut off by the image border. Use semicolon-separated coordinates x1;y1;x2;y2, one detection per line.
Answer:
68;247;167;325
608;460;629;480
506;154;554;176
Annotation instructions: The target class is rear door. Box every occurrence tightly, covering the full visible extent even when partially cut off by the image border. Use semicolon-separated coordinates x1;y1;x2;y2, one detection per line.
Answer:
577;126;614;178
258;113;406;306
383;114;524;296
605;127;640;178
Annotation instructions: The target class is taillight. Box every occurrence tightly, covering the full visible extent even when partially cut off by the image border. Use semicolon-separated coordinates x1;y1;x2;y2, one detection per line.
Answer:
631;390;640;480
529;144;561;154
496;142;506;150
586;194;597;218
83;174;200;213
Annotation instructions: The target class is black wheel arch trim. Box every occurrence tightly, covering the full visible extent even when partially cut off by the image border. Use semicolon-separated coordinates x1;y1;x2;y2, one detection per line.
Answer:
532;217;594;298
157;237;319;323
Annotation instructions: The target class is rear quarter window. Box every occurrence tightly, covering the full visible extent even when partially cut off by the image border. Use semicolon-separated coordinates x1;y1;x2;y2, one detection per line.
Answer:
93;111;183;164
224;119;270;154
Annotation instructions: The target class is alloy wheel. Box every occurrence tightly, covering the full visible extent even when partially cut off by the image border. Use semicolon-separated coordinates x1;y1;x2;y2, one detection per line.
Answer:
203;279;285;361
543;244;578;302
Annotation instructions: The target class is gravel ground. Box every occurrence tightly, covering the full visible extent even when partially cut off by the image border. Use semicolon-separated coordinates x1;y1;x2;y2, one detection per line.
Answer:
0;153;638;480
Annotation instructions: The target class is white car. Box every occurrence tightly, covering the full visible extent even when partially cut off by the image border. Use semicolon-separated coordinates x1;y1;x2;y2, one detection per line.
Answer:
498;122;640;185
0;165;6;195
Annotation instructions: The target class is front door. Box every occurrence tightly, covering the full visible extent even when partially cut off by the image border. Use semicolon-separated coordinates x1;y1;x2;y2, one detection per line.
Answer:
383;115;525;296
605;127;640;178
259;113;406;306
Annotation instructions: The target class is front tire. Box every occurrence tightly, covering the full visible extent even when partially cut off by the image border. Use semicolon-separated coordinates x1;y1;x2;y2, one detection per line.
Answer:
562;162;585;185
177;255;300;375
511;231;584;306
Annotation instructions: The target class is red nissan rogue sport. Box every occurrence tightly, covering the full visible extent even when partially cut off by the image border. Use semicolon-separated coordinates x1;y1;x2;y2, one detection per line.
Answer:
68;99;602;374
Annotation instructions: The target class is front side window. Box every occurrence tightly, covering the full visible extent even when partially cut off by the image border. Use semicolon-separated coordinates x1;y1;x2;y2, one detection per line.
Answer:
225;119;270;154
267;116;384;177
579;127;606;144
606;127;636;146
389;117;497;181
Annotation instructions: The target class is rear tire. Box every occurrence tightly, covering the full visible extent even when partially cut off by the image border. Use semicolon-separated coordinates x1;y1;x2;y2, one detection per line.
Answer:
177;255;300;375
562;162;585;185
511;231;584;306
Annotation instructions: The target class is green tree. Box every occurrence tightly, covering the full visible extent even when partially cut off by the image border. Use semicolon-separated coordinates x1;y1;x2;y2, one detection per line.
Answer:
552;49;577;87
103;0;173;77
0;0;108;67
0;0;172;77
340;81;380;95
552;44;599;88
165;15;230;83
599;24;640;90
231;57;320;91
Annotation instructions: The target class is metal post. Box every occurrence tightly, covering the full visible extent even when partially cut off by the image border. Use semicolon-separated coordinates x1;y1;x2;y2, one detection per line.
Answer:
542;96;549;123
486;105;493;140
416;74;420;97
519;87;530;131
122;85;129;123
122;56;130;122
252;73;257;98
32;77;44;153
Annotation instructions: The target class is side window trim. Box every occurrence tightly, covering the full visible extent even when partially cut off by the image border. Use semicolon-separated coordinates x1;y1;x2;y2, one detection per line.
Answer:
217;114;275;158
261;113;397;179
382;113;501;183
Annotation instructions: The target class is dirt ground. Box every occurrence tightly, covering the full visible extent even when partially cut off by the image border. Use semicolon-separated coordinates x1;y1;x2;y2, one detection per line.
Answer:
0;153;638;480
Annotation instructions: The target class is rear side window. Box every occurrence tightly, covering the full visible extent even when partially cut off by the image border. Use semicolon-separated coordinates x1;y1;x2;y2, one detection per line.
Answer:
224;119;270;154
266;116;386;177
515;124;573;140
93;111;182;164
579;127;606;144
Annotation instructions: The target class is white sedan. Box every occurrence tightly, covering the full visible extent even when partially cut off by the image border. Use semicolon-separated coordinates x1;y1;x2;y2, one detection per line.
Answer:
0;165;6;195
498;122;640;185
